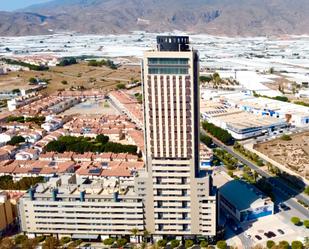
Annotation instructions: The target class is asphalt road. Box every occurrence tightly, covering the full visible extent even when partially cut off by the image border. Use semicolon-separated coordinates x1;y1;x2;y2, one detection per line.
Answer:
203;130;309;217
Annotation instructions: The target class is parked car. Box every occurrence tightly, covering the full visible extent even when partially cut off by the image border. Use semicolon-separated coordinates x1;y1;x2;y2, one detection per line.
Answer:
268;231;276;237
255;235;262;240
277;229;284;235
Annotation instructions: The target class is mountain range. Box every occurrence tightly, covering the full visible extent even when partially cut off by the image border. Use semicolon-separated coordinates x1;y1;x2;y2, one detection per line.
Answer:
0;0;309;36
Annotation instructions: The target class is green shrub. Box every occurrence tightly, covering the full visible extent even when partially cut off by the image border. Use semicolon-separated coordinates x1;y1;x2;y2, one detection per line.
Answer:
303;220;309;228
216;240;227;249
117;238;127;247
278;241;289;249
266;240;275;249
15;234;28;244
170;239;180;249
116;83;126;90
60;236;71;245
291;241;303;249
35;236;46;243
185;240;194;248
291;216;301;225
199;240;208;248
103;238;115;245
280;134;292;141
157;239;167;248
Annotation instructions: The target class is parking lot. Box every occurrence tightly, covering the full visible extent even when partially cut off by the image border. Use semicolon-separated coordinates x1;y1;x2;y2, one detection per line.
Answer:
240;210;308;245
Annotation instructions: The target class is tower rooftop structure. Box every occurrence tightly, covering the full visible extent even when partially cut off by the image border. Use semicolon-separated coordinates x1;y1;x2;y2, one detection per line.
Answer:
156;36;190;52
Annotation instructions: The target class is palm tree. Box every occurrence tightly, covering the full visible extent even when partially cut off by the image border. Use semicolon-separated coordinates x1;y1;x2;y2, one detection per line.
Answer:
131;228;140;244
142;230;150;243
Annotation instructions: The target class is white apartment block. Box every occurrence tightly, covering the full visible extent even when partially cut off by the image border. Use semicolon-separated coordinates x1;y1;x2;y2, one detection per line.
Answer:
19;174;144;240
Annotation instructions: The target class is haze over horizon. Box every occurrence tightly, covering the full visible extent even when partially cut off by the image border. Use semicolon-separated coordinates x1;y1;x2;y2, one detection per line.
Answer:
0;0;50;11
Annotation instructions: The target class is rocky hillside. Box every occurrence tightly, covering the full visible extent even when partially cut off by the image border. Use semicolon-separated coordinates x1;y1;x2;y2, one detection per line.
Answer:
0;0;309;36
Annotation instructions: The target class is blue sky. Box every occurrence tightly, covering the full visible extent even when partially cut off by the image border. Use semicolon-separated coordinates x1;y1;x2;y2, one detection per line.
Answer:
0;0;51;11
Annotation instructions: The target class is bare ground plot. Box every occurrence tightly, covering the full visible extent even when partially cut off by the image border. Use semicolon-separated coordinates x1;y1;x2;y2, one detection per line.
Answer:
62;99;119;116
0;62;140;94
255;132;309;179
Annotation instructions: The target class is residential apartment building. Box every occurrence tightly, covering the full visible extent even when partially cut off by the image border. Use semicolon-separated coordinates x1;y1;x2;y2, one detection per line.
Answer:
18;174;144;239
18;36;216;241
136;36;217;239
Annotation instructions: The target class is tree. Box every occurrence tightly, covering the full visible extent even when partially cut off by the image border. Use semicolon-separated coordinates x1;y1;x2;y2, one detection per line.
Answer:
103;238;115;245
170;239;180;249
0;237;15;249
157;239;167;248
305;186;309;195
269;67;275;74
199;241;208;248
142;230;150;242
131;227;140;243
12;88;21;94
21;238;38;249
15;235;28;245
7;136;25;146
29;78;37;84
185;240;194;249
291;216;301;225
266;240;275;249
213;72;221;84
278;241;289;249
202;121;234;145
199;75;212;83
116;83;126;90
60;237;71;245
57;58;77;66
116;238;127;247
200;133;213;147
303;220;309;228
61;80;68;85
43;236;60;249
280;134;292;141
35;236;46;243
291;241;303;249
216;240;227;249
96;134;109;144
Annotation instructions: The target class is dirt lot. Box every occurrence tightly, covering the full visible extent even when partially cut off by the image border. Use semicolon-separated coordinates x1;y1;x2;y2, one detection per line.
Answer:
0;62;140;94
255;132;309;179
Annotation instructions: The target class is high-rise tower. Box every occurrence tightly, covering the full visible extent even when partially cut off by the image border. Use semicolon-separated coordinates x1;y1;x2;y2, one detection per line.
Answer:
136;36;216;239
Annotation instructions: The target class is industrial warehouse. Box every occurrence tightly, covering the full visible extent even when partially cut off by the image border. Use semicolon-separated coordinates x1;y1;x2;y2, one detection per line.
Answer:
201;101;287;140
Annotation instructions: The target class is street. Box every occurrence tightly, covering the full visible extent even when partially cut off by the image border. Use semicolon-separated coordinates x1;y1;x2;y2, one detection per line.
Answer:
202;129;309;217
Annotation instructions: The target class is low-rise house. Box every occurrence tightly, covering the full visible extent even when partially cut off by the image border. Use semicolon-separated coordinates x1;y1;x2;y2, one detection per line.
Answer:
0;149;11;161
0;131;16;144
38;152;55;161
92;152;113;162
20;131;42;143
112;153;127;162
126;154;139;162
41;120;63;132
73;152;93;162
15;149;40;161
101;128;124;141
54;152;74;162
